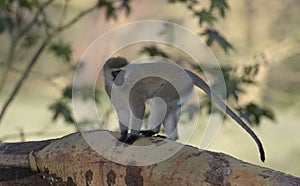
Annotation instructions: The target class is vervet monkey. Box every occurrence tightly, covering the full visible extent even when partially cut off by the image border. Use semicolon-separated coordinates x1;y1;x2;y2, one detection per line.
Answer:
103;57;265;162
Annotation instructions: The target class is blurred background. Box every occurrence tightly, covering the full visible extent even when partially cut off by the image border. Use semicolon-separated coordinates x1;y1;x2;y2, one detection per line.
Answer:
0;0;299;177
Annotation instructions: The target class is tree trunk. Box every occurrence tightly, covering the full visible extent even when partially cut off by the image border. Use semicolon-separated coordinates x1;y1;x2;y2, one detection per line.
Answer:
0;130;299;185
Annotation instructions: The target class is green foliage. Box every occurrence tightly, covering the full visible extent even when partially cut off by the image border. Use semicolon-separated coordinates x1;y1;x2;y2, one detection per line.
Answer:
63;85;72;99
182;104;199;123
48;84;101;126
18;0;38;11
0;0;47;36
49;100;75;124
97;0;117;20
49;84;74;124
201;29;233;53
237;103;275;126
0;0;274;130
195;64;275;125
119;0;131;16
0;0;10;10
195;10;216;26
210;0;229;17
49;41;72;63
73;86;101;103
22;34;40;47
139;45;169;58
158;23;175;43
97;0;131;20
167;0;232;53
167;0;197;5
0;15;14;33
0;0;101;125
135;0;272;126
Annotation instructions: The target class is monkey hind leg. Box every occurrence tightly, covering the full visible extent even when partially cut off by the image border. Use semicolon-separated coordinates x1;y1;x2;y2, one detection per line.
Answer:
140;97;165;137
116;122;129;146
163;107;180;141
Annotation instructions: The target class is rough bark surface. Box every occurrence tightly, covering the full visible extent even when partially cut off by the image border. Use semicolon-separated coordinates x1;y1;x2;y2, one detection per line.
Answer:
0;131;299;185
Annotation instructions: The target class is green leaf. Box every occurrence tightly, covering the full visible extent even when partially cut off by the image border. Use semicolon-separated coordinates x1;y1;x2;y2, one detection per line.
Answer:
97;0;117;20
201;29;233;52
74;86;100;103
0;20;5;34
0;15;15;33
167;0;197;4
63;85;72;99
210;0;229;17
0;0;11;11
120;0;131;16
49;41;72;63
139;45;169;58
49;100;75;124
195;9;216;26
237;103;275;126
244;64;259;76
22;34;40;47
158;23;175;43
18;0;38;11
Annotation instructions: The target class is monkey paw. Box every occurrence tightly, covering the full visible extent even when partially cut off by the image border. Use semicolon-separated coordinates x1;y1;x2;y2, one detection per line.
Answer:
140;130;158;137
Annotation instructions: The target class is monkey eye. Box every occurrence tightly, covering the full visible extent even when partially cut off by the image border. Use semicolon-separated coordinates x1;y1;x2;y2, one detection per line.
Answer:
112;70;121;81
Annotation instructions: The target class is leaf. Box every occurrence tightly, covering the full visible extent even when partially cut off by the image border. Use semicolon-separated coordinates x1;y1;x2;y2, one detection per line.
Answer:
237;103;275;126
74;86;100;103
201;29;233;52
158;23;175;43
63;85;72;99
22;34;40;47
97;0;117;20
139;45;169;58
0;15;15;33
210;0;229;17
195;9;216;26
49;41;72;63
0;0;11;11
119;0;131;16
167;0;197;4
49;100;75;124
0;19;5;34
244;64;259;76
18;0;38;11
182;104;199;121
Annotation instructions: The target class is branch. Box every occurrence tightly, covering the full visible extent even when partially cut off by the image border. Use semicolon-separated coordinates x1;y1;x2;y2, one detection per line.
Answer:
0;38;51;123
15;0;54;42
0;131;299;185
0;1;54;95
0;4;98;124
55;5;97;33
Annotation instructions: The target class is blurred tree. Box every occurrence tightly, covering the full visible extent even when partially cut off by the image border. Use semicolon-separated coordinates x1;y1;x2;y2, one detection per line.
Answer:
0;0;130;125
0;0;274;132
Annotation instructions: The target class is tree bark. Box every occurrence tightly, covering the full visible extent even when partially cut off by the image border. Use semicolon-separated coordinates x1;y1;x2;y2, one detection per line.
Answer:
0;130;299;185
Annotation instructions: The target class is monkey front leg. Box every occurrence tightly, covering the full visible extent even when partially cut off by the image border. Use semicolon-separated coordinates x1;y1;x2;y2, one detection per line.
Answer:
125;102;145;144
116;109;130;143
163;107;180;141
118;122;128;142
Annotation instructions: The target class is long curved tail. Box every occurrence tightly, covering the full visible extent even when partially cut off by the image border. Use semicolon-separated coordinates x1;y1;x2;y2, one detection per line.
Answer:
185;69;265;162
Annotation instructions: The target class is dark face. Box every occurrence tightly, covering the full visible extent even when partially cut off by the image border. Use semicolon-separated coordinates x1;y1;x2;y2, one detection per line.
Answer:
112;70;121;81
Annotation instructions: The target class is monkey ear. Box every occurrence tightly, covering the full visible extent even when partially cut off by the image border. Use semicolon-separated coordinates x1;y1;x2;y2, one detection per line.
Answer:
114;70;125;86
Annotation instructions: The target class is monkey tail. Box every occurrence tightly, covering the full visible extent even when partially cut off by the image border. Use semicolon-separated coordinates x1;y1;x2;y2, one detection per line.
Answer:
185;69;265;162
